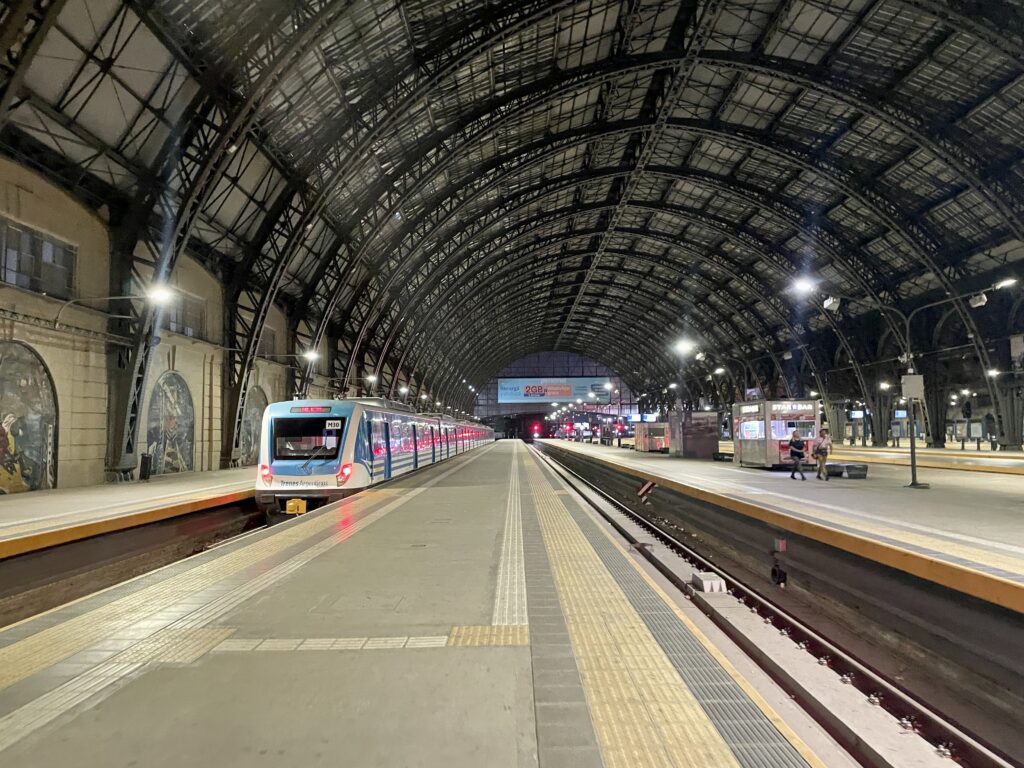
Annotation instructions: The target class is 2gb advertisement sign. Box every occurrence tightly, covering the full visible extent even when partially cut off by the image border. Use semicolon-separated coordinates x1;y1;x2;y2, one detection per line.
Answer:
497;377;612;404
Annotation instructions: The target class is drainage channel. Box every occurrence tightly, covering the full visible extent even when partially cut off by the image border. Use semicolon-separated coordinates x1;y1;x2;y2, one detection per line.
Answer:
0;501;263;629
530;443;1017;768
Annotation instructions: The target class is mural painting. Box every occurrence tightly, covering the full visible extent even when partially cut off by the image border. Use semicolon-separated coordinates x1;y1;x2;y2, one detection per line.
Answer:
239;385;269;466
146;371;195;474
0;341;58;494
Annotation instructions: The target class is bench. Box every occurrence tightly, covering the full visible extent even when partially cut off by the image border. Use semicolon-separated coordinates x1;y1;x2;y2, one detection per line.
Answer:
826;462;869;479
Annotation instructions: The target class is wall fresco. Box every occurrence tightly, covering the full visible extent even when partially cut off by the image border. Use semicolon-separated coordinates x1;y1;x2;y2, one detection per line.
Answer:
239;385;268;466
146;371;194;474
0;341;58;494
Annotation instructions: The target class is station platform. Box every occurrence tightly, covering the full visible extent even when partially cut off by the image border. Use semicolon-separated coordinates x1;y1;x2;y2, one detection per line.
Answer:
540;440;1024;613
0;440;859;768
830;444;1024;475
0;469;253;559
707;440;1024;475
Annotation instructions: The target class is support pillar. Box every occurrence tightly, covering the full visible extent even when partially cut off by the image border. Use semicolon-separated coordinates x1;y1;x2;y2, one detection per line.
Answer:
997;381;1023;451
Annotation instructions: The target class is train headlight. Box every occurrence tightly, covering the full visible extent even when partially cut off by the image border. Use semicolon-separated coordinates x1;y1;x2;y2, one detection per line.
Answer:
337;463;353;487
259;464;272;486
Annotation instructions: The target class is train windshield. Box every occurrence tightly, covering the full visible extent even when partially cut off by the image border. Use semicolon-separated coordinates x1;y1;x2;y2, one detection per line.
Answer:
272;417;345;460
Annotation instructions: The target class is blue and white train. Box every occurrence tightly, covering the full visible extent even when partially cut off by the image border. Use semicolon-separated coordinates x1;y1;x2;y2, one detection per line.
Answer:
255;398;494;521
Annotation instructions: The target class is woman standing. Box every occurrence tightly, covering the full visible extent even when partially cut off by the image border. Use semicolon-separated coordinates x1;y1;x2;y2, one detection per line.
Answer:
788;429;806;481
814;428;833;481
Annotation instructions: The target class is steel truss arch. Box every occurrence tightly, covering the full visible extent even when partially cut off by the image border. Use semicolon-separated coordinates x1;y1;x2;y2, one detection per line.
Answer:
111;0;360;473
415;279;773;413
366;192;868;394
392;242;825;402
306;43;1024;345
351;147;906;360
328;111;1004;427
406;263;762;387
328;103;987;386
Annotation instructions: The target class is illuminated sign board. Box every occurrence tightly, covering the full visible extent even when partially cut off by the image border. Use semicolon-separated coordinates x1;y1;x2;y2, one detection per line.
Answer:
771;402;814;412
849;410;865;419
739;404;761;414
497;377;612;403
628;413;659;423
894;409;908;419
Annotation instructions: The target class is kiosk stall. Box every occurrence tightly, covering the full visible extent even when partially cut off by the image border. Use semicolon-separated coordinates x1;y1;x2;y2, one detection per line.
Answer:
732;399;820;468
634;422;669;452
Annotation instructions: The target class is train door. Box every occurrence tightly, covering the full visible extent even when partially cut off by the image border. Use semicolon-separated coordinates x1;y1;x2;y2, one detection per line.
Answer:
370;415;388;481
384;422;392;478
430;426;436;463
411;425;418;470
365;419;375;481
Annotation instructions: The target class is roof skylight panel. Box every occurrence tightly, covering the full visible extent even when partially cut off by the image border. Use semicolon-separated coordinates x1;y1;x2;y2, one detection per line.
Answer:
925;191;1005;247
827;197;886;242
720;76;797;130
765;0;866;64
829;117;914;173
958;78;1024;162
665;179;714;209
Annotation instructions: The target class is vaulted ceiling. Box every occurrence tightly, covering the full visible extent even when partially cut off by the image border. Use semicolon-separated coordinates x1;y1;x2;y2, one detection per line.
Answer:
2;0;1022;423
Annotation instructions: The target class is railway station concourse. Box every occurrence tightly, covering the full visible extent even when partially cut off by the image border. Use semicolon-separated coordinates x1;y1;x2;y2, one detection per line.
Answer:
0;1;1022;767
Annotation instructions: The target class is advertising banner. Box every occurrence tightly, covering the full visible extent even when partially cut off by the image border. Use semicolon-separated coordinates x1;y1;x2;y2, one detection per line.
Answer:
497;377;612;404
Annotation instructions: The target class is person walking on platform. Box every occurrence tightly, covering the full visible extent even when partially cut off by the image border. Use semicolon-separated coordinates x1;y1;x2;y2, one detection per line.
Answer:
788;429;807;480
814;428;832;481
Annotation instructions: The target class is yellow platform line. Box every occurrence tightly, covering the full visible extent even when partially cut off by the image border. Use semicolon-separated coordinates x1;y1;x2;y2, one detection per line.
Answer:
544;445;1024;614
0;488;255;560
525;457;745;768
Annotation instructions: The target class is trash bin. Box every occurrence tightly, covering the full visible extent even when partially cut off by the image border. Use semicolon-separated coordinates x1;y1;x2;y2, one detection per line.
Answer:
139;453;153;481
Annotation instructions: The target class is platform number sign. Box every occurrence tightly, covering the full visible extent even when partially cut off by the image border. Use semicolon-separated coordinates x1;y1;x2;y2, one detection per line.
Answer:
325;420;342;430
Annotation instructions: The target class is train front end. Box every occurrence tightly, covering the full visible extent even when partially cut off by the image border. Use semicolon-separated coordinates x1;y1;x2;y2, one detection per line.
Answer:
255;401;367;518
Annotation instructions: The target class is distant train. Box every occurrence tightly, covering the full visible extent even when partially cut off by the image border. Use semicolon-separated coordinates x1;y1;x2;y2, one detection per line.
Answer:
256;398;494;522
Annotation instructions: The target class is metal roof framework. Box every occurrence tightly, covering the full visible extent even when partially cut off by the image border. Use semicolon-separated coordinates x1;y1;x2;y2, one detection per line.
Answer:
1;0;1023;466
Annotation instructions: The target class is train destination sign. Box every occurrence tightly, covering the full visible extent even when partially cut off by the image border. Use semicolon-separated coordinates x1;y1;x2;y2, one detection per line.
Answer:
497;377;612;404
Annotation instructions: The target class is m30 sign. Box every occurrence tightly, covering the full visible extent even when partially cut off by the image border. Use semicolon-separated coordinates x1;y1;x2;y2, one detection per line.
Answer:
497;377;612;404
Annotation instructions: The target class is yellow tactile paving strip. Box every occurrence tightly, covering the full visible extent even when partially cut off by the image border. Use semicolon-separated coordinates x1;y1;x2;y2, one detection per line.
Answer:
544;444;1024;614
447;625;530;647
524;458;743;768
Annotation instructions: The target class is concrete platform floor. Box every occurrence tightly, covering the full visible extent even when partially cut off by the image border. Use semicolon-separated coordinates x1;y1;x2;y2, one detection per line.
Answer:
542;440;1024;594
0;441;856;768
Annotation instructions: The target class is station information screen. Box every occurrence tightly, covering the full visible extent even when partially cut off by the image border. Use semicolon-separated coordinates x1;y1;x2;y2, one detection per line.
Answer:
497;377;612;404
